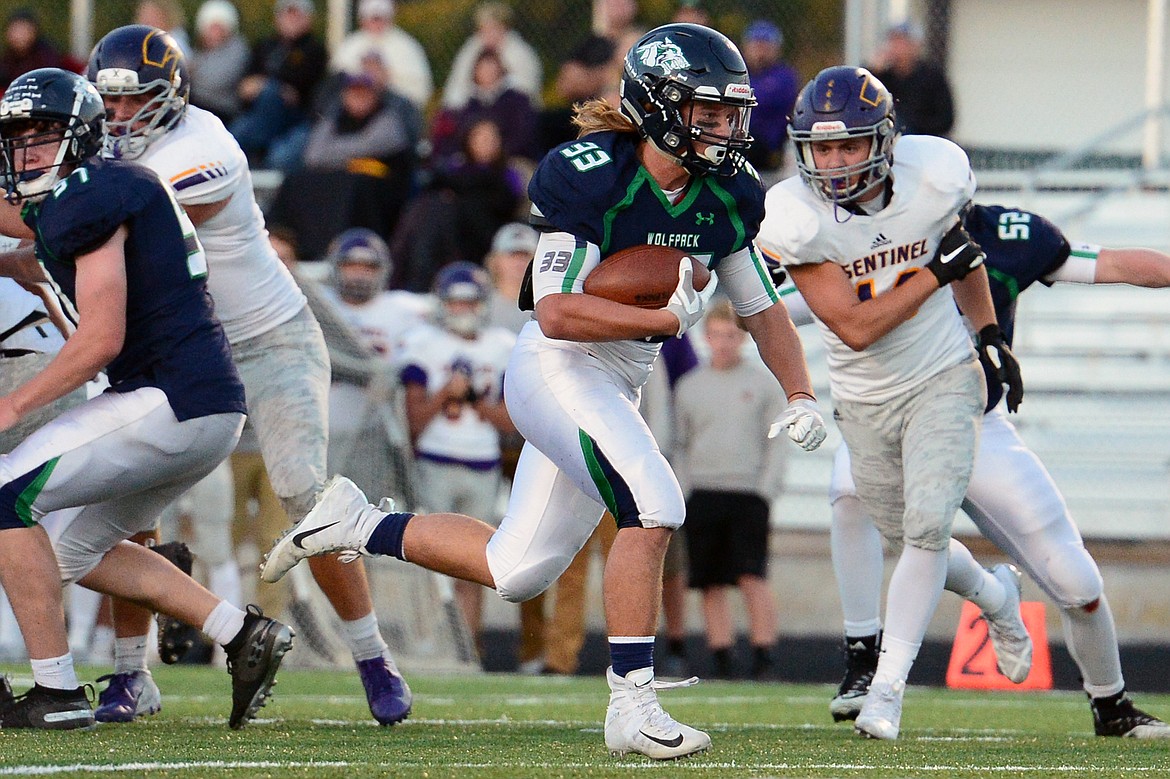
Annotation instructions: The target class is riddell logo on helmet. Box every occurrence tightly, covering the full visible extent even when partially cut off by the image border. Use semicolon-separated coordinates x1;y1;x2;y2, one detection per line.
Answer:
725;83;752;98
811;121;848;134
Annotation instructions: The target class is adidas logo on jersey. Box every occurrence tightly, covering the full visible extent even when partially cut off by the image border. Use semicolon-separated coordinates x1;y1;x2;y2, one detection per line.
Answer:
870;233;891;249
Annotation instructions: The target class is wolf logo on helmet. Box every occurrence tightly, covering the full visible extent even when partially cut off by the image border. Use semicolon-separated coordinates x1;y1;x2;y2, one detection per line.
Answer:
635;38;691;73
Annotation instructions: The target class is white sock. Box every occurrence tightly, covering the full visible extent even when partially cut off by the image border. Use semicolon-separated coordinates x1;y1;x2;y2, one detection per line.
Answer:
874;545;948;686
30;653;79;691
1061;594;1125;699
113;635;149;675
202;601;247;647
341;612;389;663
830;495;885;636
943;538;1006;614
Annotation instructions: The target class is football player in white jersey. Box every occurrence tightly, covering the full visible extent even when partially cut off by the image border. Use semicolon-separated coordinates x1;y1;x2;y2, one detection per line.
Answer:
85;25;411;726
319;227;430;490
399;262;516;653
756;66;1023;740
778;202;1170;738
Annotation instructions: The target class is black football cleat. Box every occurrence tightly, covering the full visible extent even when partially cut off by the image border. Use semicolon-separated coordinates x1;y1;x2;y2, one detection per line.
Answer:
152;541;202;664
225;605;294;729
1091;691;1170;738
830;634;880;722
0;683;95;730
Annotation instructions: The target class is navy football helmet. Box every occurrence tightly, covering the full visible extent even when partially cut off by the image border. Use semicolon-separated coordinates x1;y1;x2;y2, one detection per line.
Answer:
0;68;105;202
87;24;189;159
434;261;490;337
619;23;755;176
789;66;896;204
327;227;392;303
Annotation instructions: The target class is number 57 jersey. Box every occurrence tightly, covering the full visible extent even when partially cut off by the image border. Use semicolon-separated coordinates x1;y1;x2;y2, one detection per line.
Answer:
756;135;977;404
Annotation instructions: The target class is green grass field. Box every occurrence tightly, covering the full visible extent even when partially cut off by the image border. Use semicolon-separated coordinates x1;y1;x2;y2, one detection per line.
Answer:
2;664;1170;778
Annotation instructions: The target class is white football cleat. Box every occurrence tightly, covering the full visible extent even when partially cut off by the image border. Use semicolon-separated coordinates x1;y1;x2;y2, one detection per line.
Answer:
854;679;905;740
604;667;710;760
983;564;1033;684
260;476;387;583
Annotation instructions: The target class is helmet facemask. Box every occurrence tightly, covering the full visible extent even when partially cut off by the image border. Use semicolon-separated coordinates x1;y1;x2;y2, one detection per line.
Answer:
792;119;895;207
334;258;389;304
2;120;78;203
94;68;185;160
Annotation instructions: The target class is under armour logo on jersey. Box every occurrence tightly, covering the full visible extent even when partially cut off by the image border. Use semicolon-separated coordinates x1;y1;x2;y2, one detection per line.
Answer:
636;37;690;73
695;212;715;226
870;232;891;249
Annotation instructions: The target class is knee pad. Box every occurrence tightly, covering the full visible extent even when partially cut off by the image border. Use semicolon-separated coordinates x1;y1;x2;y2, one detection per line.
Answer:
901;508;953;552
491;554;576;603
1036;543;1103;609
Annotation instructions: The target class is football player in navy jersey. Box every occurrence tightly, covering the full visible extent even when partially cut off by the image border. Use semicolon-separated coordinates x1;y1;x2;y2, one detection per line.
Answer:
0;68;292;730
811;203;1170;737
261;23;825;759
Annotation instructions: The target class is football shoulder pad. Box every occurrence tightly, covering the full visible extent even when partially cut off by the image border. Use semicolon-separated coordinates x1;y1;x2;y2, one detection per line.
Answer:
37;160;157;261
528;131;641;243
756;180;823;267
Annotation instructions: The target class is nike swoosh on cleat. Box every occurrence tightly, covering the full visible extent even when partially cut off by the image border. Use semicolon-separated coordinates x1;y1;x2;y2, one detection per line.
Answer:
639;730;684;748
292;522;340;549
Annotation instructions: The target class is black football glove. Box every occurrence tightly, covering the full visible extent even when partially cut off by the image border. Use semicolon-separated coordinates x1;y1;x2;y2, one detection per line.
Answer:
977;324;1024;413
926;219;985;286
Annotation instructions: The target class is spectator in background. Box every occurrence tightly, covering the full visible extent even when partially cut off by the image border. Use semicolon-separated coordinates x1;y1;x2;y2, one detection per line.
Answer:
302;63;420;247
541;0;642;154
398;262;517;660
0;8;83;90
304;69;416;173
135;0;191;57
189;0;250;124
674;300;786;679
392;118;524;291
483;222;537;334
741;20;800;180
672;0;710;25
431;49;539;164
443;1;542;110
231;0;327;170
869;20;955;138
331;0;433;110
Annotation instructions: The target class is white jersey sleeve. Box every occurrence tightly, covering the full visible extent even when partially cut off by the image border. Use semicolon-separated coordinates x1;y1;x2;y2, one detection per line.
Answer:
1043;241;1100;284
715;243;780;318
140;106;306;343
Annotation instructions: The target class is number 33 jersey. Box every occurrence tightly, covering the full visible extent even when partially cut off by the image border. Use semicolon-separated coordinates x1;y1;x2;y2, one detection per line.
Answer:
756;135;976;404
526;130;776;387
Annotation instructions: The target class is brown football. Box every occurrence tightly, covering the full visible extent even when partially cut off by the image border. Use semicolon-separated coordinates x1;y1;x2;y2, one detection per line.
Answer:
582;245;711;309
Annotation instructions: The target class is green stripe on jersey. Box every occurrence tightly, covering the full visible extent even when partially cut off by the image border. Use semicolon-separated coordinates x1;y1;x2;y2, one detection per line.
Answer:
987;267;1020;301
747;244;779;303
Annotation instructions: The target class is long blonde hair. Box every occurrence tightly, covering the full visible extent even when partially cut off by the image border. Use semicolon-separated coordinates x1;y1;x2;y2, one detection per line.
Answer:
571;98;638;138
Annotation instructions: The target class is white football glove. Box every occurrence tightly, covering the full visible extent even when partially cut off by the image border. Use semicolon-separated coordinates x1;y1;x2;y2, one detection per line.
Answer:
768;397;827;451
664;257;717;337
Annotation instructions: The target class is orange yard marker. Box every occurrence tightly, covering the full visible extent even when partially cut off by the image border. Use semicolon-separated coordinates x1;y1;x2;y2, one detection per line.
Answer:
946;600;1052;690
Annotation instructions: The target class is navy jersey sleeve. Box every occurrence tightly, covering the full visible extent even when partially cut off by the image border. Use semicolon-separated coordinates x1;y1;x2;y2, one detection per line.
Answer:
527;134;632;245
964;204;1071;293
34;163;153;262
